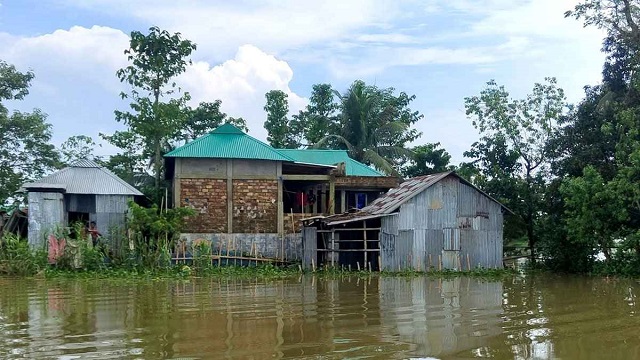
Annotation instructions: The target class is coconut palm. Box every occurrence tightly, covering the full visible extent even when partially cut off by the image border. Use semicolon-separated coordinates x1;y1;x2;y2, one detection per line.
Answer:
314;80;420;175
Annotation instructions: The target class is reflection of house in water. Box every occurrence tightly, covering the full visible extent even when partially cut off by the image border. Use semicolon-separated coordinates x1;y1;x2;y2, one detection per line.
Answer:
378;277;504;357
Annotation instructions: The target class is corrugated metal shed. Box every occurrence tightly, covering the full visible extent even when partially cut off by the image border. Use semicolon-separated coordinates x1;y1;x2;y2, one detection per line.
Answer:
165;123;294;161
23;159;143;196
277;149;383;177
362;172;509;216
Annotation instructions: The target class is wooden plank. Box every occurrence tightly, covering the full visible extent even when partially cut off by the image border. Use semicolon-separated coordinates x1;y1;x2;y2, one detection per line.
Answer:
281;174;331;181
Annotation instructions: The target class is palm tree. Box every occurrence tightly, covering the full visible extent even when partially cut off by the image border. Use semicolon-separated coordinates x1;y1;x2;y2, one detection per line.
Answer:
314;80;415;175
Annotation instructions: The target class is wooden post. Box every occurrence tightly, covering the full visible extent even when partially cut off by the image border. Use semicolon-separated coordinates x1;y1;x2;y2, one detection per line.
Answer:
438;255;442;271
277;163;283;235
340;190;346;213
363;221;368;270
227;160;233;234
467;253;471;271
429;254;432;269
328;176;335;215
331;230;336;268
378;255;382;272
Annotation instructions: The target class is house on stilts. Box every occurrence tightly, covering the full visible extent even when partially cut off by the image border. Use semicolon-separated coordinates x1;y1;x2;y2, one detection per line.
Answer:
301;171;511;271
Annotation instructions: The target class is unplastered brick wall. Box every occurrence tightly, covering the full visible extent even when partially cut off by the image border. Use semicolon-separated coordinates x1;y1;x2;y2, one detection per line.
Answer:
232;179;278;233
180;179;227;233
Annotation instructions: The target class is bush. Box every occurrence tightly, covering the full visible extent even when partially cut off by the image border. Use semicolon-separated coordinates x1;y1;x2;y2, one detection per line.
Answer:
0;233;47;276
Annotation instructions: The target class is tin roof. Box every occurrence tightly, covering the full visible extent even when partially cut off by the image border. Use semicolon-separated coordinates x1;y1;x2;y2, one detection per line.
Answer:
23;159;143;196
363;172;452;215
323;171;511;224
277;149;383;177
165;124;294;161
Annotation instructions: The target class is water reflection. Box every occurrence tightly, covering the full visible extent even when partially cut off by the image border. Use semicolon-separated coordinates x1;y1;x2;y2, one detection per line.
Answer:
0;275;639;359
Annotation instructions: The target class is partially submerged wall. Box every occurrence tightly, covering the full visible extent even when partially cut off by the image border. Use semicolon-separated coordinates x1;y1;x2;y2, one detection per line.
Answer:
180;233;302;261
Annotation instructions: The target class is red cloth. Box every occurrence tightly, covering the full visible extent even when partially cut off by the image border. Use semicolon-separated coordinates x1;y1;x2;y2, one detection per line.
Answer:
295;192;307;207
48;234;66;264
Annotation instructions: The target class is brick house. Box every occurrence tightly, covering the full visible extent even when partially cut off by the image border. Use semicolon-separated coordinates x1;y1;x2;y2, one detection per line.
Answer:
164;124;398;255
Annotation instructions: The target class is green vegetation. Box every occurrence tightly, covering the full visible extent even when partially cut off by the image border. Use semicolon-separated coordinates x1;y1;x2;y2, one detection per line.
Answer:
3;1;640;278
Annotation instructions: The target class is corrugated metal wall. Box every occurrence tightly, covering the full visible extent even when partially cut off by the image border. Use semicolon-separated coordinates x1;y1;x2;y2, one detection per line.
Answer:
94;195;131;236
380;176;504;271
27;192;65;247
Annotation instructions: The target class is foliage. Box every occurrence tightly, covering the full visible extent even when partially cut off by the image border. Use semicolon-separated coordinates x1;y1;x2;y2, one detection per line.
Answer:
292;83;340;145
464;78;566;260
60;135;99;165
182;100;248;142
401;143;453;178
263;90;299;148
0;61;60;205
314;80;423;175
126;202;195;268
110;26;196;202
0;233;47;276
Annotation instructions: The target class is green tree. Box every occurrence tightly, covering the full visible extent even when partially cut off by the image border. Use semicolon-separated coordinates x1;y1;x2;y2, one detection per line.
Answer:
316;80;422;175
60;135;99;165
465;78;566;261
293;83;340;145
182;100;248;142
264;90;299;148
401;143;453;178
113;26;196;202
99;131;151;190
0;61;59;204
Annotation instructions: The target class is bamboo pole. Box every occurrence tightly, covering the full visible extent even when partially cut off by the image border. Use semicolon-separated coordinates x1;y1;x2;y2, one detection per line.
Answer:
438;255;442;271
378;255;382;272
429;254;432;269
466;253;471;271
357;261;361;271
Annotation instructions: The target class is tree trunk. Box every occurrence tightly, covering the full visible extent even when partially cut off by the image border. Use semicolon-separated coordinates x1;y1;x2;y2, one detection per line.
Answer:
526;167;536;264
154;140;161;197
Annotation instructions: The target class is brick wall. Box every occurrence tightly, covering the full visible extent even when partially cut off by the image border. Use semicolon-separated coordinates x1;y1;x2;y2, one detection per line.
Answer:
283;212;312;234
232;179;278;233
180;179;227;233
335;176;399;189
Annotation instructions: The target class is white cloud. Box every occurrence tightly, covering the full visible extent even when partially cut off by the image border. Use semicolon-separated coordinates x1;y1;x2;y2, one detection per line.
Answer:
0;25;306;152
178;44;307;140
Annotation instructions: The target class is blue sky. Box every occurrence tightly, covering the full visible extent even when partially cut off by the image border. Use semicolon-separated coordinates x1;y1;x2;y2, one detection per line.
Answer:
0;0;605;163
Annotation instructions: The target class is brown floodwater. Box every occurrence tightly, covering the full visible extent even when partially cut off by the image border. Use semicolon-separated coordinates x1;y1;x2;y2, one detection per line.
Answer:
0;274;639;359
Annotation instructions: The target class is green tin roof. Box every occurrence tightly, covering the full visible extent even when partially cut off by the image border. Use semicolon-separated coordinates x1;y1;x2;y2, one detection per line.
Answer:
277;149;383;177
165;124;294;161
165;124;383;177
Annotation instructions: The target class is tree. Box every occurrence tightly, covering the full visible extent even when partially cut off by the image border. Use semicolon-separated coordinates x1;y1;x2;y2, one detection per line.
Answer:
401;143;453;178
113;26;196;202
0;61;59;204
464;78;566;261
60;135;99;165
316;80;422;175
181;100;248;142
293;83;340;145
263;90;299;148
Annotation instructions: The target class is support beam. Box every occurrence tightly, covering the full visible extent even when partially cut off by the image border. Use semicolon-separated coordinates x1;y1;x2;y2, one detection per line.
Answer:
173;158;181;208
340;190;346;213
277;163;284;235
281;174;331;181
226;160;233;233
320;184;327;214
329;176;335;215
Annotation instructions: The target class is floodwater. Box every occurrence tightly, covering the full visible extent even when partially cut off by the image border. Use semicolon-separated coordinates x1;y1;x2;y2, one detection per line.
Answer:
0;275;639;360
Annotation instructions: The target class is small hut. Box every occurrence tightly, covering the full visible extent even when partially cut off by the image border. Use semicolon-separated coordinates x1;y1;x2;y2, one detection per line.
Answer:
302;172;511;271
22;159;143;247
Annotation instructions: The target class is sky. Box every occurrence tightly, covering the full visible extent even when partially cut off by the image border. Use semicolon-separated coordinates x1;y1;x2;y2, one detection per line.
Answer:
0;0;606;164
